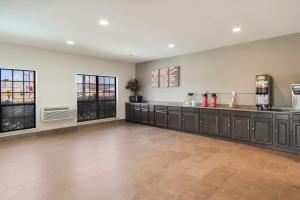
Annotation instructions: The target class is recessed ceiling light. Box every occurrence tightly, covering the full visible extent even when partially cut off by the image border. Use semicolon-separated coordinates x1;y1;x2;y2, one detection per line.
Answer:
168;43;175;48
232;27;242;33
66;40;74;45
99;19;109;26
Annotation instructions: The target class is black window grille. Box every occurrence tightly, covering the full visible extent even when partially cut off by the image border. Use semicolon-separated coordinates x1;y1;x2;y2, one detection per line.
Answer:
0;68;36;133
77;74;116;122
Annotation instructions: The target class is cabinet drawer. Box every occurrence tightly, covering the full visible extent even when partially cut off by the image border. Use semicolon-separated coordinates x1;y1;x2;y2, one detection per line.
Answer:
292;114;300;121
233;111;251;117
200;109;219;115
133;103;141;108
182;107;199;113
220;110;231;116
141;104;149;109
276;114;290;121
252;112;273;119
168;106;182;111
149;105;155;109
155;105;167;110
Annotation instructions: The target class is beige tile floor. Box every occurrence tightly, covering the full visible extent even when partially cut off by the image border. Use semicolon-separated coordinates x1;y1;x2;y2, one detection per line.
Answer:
0;121;300;200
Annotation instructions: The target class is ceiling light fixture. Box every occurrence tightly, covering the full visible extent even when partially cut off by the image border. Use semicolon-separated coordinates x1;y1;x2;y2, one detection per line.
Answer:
66;40;74;45
99;19;109;26
232;27;242;33
168;43;175;48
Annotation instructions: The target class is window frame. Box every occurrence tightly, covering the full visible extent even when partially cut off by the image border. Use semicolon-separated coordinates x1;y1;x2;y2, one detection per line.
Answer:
0;68;36;133
77;74;116;122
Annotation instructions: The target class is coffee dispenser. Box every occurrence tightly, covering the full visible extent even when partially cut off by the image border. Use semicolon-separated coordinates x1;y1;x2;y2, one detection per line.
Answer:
291;84;300;111
256;75;272;110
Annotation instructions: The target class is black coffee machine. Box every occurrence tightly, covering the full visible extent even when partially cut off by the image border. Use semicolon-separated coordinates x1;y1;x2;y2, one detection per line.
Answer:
256;75;272;110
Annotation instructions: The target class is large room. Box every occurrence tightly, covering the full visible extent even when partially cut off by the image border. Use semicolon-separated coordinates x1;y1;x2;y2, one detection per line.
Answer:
0;0;300;199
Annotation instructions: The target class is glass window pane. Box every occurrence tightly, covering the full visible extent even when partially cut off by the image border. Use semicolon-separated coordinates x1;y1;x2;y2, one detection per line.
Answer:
104;77;110;84
83;75;89;84
98;76;105;84
29;71;34;82
98;85;104;93
13;70;23;81
109;77;115;84
90;84;96;93
24;71;30;81
84;93;90;101
25;117;35;128
1;119;14;132
76;74;83;83
77;93;83;101
109;85;115;93
13;82;23;92
84;102;97;120
2;106;13;118
24;82;34;92
90;76;96;84
77;102;84;121
99;92;105;100
111;101;116;116
90;93;96;101
77;84;83;93
13;93;24;104
13;118;24;130
1;81;12;92
83;84;90;93
104;84;110;93
109;92;115;100
14;106;24;117
24;93;34;103
1;69;12;81
1;93;12;104
25;105;34;116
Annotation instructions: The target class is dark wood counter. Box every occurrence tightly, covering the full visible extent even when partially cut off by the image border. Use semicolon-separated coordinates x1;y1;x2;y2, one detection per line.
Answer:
126;102;299;154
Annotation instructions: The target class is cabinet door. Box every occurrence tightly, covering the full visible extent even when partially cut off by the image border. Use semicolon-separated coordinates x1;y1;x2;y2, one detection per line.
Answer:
149;109;155;124
129;105;134;121
133;108;141;122
141;109;149;124
155;110;167;127
125;103;130;121
251;119;273;145
199;114;219;136
220;115;231;138
274;121;290;148
232;117;250;141
167;111;182;129
182;112;199;132
292;123;300;151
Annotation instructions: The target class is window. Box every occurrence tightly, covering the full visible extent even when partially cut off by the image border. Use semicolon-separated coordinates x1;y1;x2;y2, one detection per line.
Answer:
77;74;116;122
0;68;36;133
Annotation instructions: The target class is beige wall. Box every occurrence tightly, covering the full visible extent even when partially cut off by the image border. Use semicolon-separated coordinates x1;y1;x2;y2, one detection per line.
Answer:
136;33;300;107
0;43;135;136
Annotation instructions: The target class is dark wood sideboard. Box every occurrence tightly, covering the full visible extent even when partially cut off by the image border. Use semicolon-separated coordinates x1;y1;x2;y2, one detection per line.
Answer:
126;102;300;153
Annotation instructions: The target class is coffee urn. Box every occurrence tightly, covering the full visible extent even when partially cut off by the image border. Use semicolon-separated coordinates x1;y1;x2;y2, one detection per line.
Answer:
256;75;272;110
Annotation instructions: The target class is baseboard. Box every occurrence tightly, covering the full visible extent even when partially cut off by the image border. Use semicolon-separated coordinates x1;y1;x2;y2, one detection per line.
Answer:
0;119;125;142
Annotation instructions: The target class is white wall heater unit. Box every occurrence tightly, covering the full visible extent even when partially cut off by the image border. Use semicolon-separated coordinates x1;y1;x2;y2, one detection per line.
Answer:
41;107;77;121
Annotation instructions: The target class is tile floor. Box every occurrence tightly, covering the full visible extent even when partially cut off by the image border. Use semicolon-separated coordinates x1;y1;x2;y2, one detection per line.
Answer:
0;121;300;200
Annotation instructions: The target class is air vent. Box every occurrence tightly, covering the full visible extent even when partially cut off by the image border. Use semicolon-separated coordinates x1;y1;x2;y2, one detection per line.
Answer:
41;107;77;121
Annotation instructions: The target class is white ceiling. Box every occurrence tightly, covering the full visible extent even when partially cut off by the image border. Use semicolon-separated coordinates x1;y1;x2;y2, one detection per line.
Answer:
0;0;299;63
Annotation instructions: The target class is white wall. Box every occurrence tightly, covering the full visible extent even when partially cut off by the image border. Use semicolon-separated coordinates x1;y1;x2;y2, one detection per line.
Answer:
0;43;135;135
136;33;300;107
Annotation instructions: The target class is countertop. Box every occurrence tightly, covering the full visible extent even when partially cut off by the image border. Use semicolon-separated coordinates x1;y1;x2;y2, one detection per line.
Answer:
128;101;295;113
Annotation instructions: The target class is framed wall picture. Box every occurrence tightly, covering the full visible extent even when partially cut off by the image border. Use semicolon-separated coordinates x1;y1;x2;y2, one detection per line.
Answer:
151;69;160;88
168;66;179;87
159;67;169;88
